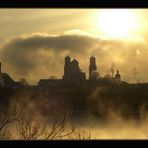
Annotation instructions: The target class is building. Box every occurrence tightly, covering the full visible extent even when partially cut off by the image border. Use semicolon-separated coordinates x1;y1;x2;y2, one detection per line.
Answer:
89;56;97;80
38;56;123;88
63;56;86;81
0;63;22;88
115;70;121;82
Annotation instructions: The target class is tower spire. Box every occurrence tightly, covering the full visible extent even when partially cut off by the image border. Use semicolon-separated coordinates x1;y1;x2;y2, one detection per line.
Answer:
89;56;97;80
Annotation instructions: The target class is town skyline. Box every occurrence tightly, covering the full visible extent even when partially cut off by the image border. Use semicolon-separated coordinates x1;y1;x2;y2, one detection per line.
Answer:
0;9;148;84
0;55;122;88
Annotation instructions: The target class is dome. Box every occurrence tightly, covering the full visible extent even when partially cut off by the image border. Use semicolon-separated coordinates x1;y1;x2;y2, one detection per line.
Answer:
65;56;70;59
90;56;95;60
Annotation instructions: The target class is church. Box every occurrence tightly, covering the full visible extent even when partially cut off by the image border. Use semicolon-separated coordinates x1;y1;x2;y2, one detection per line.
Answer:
38;56;122;88
63;56;86;81
62;56;119;82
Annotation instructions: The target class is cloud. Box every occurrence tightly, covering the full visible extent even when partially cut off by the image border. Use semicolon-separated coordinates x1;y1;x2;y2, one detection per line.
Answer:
0;31;100;83
0;30;148;84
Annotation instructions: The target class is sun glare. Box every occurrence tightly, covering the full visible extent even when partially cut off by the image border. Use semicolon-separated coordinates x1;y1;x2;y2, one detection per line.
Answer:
94;9;138;39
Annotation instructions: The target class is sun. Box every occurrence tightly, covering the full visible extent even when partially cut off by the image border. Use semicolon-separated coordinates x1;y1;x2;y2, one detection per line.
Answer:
94;9;137;39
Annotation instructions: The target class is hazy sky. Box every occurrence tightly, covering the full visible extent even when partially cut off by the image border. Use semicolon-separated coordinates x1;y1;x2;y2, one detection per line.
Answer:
0;9;148;84
0;9;94;41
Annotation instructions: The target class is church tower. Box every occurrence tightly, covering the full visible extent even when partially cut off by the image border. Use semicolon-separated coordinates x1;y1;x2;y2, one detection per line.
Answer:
89;56;97;80
115;70;121;82
64;56;71;80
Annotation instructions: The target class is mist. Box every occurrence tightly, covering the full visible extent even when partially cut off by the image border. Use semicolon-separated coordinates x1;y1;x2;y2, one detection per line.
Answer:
0;84;148;140
0;30;148;84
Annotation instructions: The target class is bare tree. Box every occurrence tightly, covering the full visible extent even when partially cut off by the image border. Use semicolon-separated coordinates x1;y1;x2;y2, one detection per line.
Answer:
0;127;12;140
0;113;15;132
16;111;75;140
68;129;91;140
14;95;75;140
0;105;17;139
16;112;45;140
43;113;75;140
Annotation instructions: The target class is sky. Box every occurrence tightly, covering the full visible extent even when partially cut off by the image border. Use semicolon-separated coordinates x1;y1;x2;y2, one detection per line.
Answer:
0;9;148;84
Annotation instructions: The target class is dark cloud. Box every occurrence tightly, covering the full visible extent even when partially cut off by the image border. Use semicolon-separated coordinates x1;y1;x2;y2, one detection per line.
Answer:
0;33;101;83
0;31;148;84
4;34;99;52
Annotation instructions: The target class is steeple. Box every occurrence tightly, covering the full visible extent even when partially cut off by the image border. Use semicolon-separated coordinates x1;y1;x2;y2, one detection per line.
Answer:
64;56;71;80
115;70;121;82
65;56;70;64
89;56;97;80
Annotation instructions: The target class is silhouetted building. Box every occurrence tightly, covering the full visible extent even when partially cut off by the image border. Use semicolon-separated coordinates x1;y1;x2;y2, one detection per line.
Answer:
89;56;97;80
63;56;86;81
64;56;71;80
91;71;100;80
115;70;121;82
0;63;23;88
38;56;125;88
0;63;15;87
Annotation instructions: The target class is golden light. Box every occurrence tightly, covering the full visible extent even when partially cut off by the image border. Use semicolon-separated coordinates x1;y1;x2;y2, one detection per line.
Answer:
94;9;138;39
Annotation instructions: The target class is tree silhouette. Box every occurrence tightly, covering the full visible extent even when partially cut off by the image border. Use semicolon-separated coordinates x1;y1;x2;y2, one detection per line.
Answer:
14;96;75;140
68;129;91;139
0;105;17;139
